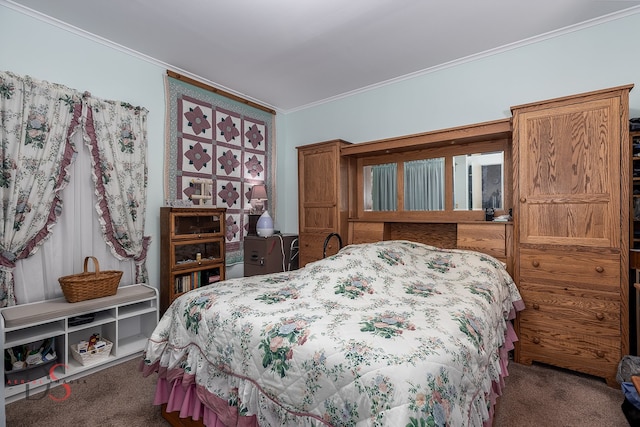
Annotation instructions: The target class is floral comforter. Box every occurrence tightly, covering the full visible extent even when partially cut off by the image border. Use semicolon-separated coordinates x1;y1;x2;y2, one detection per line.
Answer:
143;240;522;426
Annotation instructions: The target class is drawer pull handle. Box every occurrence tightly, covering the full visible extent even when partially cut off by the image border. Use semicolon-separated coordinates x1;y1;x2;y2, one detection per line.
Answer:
532;260;540;267
595;266;604;273
596;312;605;320
596;350;605;358
198;234;202;239
520;197;526;203
532;337;540;344
532;303;540;310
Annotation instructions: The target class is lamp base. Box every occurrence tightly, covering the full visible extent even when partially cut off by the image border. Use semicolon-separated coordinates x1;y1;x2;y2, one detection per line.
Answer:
247;214;260;236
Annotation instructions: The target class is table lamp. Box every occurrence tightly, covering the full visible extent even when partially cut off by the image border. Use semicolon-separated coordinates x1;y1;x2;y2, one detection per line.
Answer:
248;184;268;236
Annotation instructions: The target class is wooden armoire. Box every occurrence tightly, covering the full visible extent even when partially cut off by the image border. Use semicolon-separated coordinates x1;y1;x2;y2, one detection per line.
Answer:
296;139;352;267
512;85;633;386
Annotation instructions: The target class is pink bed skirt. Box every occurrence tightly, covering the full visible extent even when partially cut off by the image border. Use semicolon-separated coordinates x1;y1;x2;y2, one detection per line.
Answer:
141;302;524;427
140;360;258;427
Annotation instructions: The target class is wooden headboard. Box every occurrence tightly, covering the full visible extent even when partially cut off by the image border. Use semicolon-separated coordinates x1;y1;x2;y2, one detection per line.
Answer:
338;118;514;273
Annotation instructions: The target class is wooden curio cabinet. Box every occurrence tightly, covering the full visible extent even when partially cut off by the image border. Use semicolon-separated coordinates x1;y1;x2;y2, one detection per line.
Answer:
160;207;226;314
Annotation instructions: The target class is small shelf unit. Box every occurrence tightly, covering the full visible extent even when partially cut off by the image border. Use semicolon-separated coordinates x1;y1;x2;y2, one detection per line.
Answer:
0;284;158;403
160;207;226;314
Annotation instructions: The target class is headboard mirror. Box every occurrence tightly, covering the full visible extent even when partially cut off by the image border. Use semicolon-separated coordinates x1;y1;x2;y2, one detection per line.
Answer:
363;151;504;213
453;151;504;211
343;118;512;221
363;158;448;212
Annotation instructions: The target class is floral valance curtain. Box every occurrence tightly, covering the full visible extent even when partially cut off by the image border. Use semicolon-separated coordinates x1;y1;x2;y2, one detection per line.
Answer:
0;71;149;307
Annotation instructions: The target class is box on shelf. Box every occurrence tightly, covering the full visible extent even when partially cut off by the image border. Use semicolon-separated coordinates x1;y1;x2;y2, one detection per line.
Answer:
4;337;58;385
70;339;113;366
5;356;58;385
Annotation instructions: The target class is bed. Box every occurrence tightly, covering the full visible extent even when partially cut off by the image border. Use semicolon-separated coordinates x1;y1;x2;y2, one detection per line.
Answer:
141;240;524;426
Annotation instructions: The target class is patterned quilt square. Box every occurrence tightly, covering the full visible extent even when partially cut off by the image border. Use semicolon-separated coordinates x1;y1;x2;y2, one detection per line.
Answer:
177;174;213;205
216;146;242;179
216;179;242;209
243;152;266;180
243;120;266;151
179;97;214;141
178;138;214;176
215;109;242;144
224;212;242;244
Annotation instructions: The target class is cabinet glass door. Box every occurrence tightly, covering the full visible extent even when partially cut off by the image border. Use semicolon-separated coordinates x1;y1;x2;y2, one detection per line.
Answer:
173;213;222;238
173;240;223;269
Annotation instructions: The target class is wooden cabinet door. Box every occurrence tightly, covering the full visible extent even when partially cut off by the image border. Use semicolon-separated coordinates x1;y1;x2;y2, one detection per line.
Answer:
297;140;352;267
514;95;622;248
298;143;339;233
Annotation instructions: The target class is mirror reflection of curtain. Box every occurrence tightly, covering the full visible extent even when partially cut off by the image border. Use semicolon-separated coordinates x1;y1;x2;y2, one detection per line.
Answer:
372;163;397;211
404;158;444;211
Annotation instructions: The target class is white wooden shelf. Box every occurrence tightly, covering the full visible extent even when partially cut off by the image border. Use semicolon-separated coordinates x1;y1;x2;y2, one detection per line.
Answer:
0;284;158;403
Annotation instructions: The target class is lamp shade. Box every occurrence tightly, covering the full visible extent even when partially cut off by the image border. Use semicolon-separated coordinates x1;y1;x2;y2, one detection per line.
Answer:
250;184;267;201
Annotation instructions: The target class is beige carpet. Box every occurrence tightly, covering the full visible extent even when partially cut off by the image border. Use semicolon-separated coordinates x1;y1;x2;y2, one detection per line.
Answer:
5;358;167;427
493;362;628;427
5;358;630;426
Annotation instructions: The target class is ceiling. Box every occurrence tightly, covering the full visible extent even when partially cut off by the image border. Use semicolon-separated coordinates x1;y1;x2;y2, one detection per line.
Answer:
6;0;640;112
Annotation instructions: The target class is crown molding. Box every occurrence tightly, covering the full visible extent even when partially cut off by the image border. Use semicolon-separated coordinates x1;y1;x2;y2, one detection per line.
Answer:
1;0;281;113
3;0;639;115
284;5;640;113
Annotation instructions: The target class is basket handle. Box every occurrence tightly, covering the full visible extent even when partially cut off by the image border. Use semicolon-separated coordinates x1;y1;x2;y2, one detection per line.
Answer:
83;256;100;274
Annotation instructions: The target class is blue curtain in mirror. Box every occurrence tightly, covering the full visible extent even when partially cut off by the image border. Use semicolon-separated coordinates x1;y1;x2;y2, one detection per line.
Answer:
404;158;444;211
372;163;397;211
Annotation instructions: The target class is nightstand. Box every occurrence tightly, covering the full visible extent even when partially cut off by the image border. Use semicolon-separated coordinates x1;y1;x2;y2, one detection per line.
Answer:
244;234;299;277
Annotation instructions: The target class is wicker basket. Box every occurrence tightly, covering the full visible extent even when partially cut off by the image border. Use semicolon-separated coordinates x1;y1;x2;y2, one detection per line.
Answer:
58;256;122;303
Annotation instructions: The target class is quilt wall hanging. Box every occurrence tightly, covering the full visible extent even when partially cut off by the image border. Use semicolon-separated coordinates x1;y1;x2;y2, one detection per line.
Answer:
164;73;275;265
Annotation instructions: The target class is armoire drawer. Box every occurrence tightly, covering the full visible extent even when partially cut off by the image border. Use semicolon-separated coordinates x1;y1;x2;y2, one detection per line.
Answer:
519;248;620;290
517;283;620;335
518;325;620;378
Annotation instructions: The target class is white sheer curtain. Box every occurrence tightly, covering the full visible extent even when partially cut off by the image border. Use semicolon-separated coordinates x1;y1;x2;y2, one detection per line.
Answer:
13;130;135;304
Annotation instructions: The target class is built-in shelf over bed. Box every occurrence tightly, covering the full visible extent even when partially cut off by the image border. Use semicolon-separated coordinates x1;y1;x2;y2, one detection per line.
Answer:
337;117;514;271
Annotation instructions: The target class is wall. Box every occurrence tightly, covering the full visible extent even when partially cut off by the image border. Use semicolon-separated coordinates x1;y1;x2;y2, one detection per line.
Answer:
278;10;640;231
0;5;169;286
3;4;640;281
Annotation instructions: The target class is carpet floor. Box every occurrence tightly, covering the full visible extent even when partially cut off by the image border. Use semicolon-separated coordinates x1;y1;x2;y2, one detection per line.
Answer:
5;357;631;426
